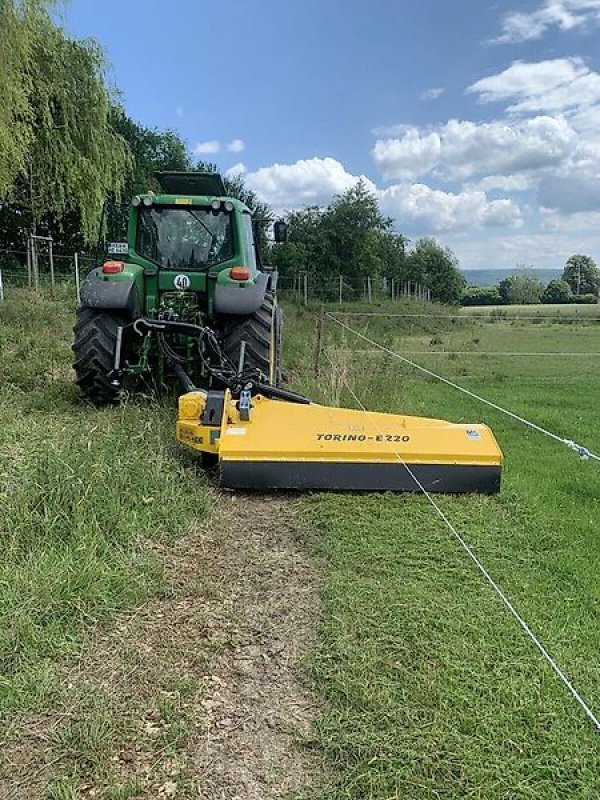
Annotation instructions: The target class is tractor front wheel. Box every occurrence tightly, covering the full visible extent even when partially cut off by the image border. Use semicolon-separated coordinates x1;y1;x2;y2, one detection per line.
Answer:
73;308;127;405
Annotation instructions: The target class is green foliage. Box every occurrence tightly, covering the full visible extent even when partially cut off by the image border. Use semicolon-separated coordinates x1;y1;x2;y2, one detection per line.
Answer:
0;0;33;195
572;293;598;305
407;237;465;303
461;286;504;306
0;1;130;243
111;108;192;197
272;181;406;296
541;279;572;304
498;274;544;304
562;254;600;296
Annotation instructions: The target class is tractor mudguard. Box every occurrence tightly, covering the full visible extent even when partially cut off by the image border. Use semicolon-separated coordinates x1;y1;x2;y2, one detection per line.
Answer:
213;271;269;316
80;267;143;317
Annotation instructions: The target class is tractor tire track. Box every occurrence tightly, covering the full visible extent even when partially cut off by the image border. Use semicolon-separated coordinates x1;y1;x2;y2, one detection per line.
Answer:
0;493;323;799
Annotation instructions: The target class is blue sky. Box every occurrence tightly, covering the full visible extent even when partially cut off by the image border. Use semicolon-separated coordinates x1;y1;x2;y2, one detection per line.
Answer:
64;0;600;270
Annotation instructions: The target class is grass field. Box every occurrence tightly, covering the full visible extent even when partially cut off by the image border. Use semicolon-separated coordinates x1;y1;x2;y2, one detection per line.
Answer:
0;293;599;797
0;289;210;719
460;302;600;317
284;304;600;799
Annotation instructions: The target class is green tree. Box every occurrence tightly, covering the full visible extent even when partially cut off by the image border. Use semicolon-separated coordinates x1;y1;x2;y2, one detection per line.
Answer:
0;0;32;195
541;279;572;304
406;238;465;303
378;229;407;281
562;254;600;296
498;275;544;304
0;1;130;243
272;181;397;294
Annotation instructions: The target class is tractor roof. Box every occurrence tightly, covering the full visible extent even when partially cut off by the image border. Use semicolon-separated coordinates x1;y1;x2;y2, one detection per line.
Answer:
155;171;226;197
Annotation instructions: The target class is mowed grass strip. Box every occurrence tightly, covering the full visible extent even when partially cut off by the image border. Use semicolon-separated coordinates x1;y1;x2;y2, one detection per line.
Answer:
283;306;600;798
0;290;209;718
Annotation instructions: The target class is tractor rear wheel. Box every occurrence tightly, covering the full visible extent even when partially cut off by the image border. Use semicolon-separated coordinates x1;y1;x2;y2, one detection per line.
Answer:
72;308;126;405
219;292;283;386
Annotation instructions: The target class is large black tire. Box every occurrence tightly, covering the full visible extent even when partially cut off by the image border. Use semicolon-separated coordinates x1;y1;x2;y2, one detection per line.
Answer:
219;292;283;386
72;308;126;405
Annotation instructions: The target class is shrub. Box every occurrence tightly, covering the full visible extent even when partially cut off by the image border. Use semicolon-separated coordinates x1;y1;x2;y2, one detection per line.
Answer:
461;286;503;306
541;279;572;304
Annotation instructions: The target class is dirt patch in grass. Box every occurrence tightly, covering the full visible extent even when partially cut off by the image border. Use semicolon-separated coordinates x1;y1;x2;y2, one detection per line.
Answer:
0;493;322;799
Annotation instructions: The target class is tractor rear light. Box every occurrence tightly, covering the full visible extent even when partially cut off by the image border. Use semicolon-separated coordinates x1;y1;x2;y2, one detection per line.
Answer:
230;266;250;281
102;260;125;274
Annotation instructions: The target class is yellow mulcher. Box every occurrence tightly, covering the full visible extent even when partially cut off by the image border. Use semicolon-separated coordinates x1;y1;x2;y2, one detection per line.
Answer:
143;316;505;494
177;387;503;493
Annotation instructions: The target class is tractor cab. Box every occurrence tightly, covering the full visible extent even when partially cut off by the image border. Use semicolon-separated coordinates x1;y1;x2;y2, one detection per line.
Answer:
74;172;285;402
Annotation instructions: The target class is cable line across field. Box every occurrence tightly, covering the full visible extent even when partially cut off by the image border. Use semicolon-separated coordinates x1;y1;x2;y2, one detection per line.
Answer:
322;346;600;733
325;313;600;464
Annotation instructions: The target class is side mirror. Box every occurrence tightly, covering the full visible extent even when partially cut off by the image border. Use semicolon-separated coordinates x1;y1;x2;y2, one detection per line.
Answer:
273;219;287;243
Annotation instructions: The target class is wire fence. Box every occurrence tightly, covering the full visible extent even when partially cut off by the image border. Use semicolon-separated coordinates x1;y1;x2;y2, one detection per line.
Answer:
275;273;431;304
0;246;95;300
0;247;432;306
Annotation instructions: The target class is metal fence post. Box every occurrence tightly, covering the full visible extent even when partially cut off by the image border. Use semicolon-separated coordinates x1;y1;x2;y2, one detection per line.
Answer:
339;275;343;304
303;273;308;306
26;238;32;288
314;306;325;378
74;252;81;303
49;239;55;292
0;269;4;302
367;275;372;304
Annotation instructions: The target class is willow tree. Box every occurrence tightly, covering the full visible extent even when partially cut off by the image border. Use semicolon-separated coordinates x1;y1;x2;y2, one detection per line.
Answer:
0;1;130;243
0;0;33;194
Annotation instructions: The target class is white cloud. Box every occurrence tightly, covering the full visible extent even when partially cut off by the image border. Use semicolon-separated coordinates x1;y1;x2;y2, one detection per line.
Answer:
469;174;532;192
492;0;600;44
421;87;444;101
245;157;375;209
538;161;600;212
467;58;600;115
193;139;221;155
225;162;247;177
378;183;522;232
372;115;577;181
227;138;245;153
372;127;441;180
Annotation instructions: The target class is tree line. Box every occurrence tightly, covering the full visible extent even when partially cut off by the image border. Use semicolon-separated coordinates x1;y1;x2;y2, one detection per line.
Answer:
0;0;488;306
462;255;600;306
271;182;465;302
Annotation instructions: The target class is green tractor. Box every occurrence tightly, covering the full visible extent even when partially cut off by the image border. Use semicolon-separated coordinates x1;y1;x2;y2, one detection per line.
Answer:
73;172;286;404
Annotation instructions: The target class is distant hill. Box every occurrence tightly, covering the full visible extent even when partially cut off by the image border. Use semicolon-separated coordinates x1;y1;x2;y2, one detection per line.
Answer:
462;268;561;287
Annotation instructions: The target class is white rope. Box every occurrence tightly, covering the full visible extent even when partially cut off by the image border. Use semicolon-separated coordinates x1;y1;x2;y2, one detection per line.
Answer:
335;349;600;357
326;313;600;464
330;311;600;322
324;348;600;733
